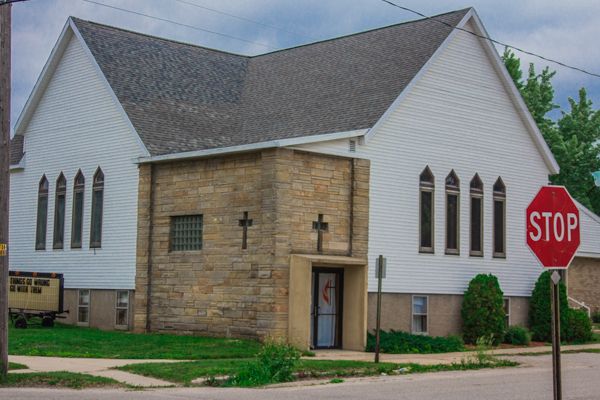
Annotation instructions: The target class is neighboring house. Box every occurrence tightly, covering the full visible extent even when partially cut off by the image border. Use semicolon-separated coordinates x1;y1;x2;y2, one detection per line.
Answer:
9;7;600;349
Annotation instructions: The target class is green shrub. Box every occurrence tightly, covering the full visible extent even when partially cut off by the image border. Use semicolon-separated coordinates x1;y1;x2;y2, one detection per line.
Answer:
461;274;506;345
504;326;531;346
529;271;569;342
365;330;464;354
565;309;593;343
592;311;600;324
227;339;300;387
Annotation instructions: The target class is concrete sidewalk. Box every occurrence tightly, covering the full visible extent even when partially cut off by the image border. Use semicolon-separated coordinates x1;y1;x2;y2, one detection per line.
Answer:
8;355;179;387
8;342;600;387
311;342;600;365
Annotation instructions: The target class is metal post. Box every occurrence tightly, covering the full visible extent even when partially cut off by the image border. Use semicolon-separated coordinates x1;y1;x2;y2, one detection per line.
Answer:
0;1;11;381
374;255;383;363
551;271;562;400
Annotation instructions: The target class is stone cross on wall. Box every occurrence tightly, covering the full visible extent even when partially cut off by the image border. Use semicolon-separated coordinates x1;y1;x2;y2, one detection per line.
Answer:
312;214;329;253
239;211;253;249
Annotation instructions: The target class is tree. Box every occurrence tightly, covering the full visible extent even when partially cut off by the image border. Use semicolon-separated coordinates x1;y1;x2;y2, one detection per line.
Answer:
551;89;600;212
502;49;600;214
461;274;506;345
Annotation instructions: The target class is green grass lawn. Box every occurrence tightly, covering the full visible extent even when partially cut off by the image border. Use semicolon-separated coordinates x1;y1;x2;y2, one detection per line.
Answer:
8;362;28;371
1;372;121;389
9;323;261;359
117;358;518;386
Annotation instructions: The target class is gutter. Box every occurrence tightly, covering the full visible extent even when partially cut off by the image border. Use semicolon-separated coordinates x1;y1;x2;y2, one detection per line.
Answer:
136;129;368;164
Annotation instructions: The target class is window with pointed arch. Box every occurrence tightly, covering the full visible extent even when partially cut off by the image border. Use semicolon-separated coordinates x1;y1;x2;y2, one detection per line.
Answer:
53;173;67;249
90;168;104;248
419;166;435;253
493;177;506;258
470;174;484;256
445;170;460;255
71;170;85;249
35;175;49;250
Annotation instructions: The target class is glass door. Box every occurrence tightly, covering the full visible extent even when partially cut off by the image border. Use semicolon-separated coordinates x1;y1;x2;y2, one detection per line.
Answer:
311;268;343;349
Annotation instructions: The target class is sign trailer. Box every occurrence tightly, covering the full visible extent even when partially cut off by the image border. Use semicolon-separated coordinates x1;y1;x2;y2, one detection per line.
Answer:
526;186;581;400
8;271;66;328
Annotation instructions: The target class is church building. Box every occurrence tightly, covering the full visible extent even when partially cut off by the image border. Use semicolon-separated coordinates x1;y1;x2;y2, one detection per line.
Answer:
9;8;600;351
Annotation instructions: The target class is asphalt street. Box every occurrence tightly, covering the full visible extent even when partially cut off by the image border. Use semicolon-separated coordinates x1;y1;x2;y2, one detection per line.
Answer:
2;353;599;400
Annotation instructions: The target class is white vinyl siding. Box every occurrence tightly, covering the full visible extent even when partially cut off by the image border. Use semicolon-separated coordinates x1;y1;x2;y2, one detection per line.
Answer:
9;32;142;290
576;204;600;257
296;19;553;297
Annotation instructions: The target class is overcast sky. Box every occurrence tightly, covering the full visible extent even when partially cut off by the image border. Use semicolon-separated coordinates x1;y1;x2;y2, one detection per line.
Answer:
9;0;600;129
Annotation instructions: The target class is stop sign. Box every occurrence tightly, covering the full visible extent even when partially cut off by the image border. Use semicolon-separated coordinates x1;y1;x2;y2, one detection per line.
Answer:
526;186;580;269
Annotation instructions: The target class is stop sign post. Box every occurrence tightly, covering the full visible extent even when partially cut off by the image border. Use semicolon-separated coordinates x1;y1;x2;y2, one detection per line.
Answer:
526;186;581;400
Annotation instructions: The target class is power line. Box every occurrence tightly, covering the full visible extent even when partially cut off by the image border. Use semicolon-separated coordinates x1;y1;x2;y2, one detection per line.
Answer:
172;0;317;41
380;0;600;79
80;0;276;50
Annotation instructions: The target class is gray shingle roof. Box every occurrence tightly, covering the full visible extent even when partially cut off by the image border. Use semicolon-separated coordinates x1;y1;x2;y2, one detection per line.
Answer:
10;135;24;165
14;8;469;159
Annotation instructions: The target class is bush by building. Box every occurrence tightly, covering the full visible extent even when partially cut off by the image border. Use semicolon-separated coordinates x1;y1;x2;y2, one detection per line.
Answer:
503;326;531;346
565;309;593;343
461;274;506;345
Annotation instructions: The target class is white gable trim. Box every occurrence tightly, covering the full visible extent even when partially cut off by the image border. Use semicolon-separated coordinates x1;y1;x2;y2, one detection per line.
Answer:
13;19;150;158
467;10;559;174
138;128;367;163
69;19;150;157
363;9;473;145
13;20;72;137
363;9;559;175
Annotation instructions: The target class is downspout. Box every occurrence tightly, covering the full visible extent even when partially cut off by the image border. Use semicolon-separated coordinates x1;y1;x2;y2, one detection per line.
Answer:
348;159;355;257
145;163;155;332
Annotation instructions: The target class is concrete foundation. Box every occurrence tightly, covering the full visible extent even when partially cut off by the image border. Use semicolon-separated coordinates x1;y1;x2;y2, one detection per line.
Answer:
367;292;529;337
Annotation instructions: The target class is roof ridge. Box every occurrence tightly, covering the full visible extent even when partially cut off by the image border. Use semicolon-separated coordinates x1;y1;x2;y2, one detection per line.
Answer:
69;7;471;59
69;17;250;58
254;7;471;58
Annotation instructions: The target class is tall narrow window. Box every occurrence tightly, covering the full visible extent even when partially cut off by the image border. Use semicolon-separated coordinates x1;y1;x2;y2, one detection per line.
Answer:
35;176;49;250
53;173;66;249
115;290;129;327
503;297;511;328
419;166;435;253
493;177;506;258
412;295;428;334
78;289;90;325
445;170;460;255
71;170;85;249
90;168;104;248
470;174;484;256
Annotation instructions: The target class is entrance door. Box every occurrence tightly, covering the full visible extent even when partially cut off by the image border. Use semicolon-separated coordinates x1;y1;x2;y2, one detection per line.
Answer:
311;268;343;349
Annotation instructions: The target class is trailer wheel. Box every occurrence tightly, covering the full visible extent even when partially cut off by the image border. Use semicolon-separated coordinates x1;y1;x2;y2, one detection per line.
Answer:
14;315;27;329
42;315;54;328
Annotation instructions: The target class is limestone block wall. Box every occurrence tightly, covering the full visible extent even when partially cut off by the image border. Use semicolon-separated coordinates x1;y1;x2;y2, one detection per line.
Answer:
133;148;370;340
568;257;600;313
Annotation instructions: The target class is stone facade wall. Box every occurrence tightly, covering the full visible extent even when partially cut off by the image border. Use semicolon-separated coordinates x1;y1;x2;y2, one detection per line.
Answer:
133;148;370;340
367;293;529;337
568;257;600;313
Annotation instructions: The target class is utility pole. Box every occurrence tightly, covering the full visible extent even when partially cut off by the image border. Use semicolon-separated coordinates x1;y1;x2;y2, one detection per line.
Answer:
0;0;11;381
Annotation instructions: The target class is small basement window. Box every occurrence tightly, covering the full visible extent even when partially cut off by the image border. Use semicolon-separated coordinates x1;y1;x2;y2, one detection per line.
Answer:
116;290;129;327
78;289;90;325
412;295;428;334
504;297;510;328
170;215;203;251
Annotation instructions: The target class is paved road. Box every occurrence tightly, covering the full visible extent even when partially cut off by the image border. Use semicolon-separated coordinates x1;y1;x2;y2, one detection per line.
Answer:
3;353;599;399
